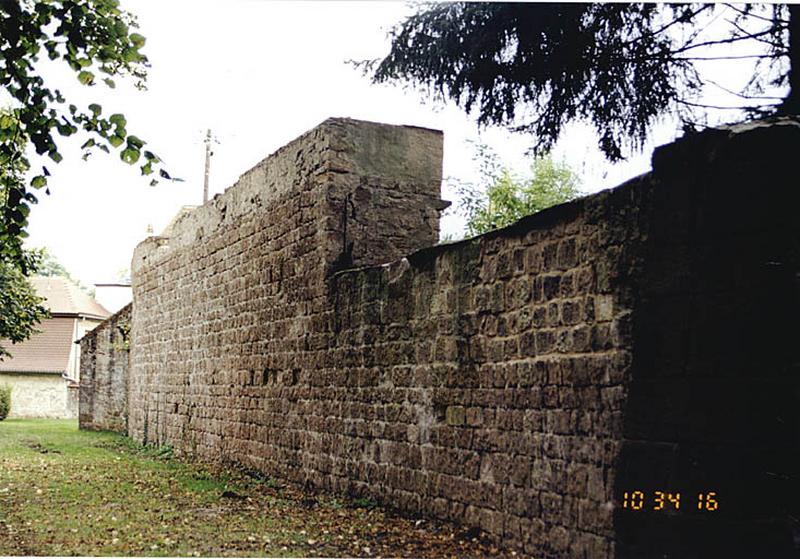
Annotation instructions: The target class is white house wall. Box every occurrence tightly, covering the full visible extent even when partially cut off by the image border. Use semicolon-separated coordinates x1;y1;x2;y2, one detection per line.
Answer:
0;372;73;419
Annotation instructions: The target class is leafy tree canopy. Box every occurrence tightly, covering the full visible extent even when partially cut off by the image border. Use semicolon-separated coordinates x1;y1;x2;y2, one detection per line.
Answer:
0;255;48;359
0;0;171;274
31;246;72;278
366;3;799;162
0;1;170;352
451;143;582;237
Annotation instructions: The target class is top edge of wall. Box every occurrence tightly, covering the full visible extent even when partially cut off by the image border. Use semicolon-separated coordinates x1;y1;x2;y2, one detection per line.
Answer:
233;117;443;184
76;302;132;345
331;116;800;280
131;117;444;273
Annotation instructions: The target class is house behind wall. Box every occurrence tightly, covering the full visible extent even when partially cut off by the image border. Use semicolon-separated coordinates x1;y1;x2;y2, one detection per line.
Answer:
1;276;109;418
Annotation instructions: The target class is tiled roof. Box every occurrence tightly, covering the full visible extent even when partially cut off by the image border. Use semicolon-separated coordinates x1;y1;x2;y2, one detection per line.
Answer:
0;317;73;373
30;276;110;319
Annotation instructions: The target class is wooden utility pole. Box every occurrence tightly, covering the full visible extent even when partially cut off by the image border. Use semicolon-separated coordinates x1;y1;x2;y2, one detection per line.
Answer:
203;129;212;204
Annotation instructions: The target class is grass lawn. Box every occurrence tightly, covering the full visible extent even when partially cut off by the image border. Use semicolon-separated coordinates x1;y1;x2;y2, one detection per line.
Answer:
0;419;505;557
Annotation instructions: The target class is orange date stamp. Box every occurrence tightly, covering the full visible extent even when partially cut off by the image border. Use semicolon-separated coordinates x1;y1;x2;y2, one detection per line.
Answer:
621;490;719;511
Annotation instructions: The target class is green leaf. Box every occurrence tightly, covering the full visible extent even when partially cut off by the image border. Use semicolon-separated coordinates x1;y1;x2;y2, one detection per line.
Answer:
88;103;102;116
81;138;95;149
108;135;124;148
127;135;144;149
103;77;116;89
31;176;47;189
46;41;58;60
120;147;140;164
123;50;142;64
108;113;126;127
114;20;128;37
130;33;146;48
77;70;95;85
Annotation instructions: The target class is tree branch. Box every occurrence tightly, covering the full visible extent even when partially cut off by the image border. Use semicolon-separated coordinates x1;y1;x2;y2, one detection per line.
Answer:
726;16;786;50
748;35;789;51
704;78;784;100
672;27;782;55
724;4;787;26
623;5;713;46
676;53;782;61
676;98;775;110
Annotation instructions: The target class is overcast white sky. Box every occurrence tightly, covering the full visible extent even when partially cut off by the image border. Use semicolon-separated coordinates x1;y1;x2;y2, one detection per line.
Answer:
22;1;768;287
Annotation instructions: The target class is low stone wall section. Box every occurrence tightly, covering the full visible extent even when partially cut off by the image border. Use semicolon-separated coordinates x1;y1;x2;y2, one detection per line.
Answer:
79;303;131;433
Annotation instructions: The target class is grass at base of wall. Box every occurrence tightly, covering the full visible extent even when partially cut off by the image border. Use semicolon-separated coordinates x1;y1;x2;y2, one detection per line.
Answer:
0;419;504;557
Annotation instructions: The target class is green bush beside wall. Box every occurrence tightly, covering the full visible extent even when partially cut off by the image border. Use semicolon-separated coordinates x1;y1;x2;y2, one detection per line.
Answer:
0;384;11;420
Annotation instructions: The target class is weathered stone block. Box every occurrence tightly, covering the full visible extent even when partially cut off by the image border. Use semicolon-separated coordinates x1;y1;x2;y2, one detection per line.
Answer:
445;406;467;426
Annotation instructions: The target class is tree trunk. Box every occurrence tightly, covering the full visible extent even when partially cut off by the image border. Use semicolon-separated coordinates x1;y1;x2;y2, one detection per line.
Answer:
779;4;800;114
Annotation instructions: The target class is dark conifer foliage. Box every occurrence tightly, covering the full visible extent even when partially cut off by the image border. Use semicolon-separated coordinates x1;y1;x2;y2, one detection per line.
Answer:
367;3;795;161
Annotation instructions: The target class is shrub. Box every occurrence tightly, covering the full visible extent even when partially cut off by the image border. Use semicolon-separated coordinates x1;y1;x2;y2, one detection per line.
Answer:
0;384;11;420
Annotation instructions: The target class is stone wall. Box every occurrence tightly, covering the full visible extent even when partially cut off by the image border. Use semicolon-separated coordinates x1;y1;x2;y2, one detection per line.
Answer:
79;303;131;432
102;117;798;557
